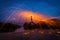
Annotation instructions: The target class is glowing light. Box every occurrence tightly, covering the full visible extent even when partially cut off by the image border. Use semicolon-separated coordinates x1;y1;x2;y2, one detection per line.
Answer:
48;31;52;34
7;11;51;24
19;11;48;23
31;30;35;33
23;32;30;35
57;31;60;34
43;19;57;27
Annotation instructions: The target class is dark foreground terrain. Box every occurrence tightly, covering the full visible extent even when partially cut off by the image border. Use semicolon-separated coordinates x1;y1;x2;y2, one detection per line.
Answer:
0;18;60;40
0;30;60;40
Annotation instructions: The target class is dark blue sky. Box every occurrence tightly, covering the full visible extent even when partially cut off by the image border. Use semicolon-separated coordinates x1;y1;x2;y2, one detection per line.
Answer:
0;0;60;22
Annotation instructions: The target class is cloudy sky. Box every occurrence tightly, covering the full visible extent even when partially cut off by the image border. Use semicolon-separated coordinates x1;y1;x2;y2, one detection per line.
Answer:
0;0;60;22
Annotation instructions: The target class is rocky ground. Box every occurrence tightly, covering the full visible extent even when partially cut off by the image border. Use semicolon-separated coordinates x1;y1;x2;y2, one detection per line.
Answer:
0;30;60;40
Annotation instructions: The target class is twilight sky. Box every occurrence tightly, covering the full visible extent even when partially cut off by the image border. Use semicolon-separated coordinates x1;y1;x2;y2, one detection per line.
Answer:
0;0;60;23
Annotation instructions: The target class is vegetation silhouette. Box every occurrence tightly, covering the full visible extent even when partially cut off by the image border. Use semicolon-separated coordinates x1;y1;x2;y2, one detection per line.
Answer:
0;18;60;33
23;18;60;30
23;22;38;30
0;23;21;33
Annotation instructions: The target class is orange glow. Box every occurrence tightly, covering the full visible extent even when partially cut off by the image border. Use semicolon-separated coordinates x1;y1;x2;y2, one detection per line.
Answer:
19;11;48;23
23;32;30;35
57;31;60;34
31;30;35;33
48;31;52;34
44;20;55;25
